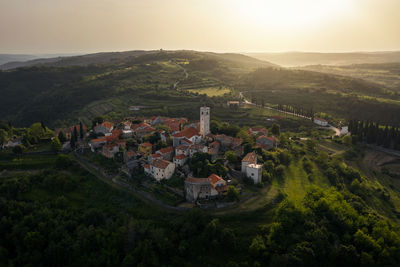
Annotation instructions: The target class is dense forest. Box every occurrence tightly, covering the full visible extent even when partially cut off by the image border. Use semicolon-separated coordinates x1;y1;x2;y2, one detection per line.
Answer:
1;133;400;266
349;120;400;150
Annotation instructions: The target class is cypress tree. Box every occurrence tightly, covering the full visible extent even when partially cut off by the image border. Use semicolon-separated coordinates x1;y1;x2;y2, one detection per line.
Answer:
73;126;78;142
79;122;84;139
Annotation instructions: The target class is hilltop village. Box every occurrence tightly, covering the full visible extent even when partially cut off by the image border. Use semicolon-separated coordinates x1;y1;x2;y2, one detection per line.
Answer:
51;106;283;204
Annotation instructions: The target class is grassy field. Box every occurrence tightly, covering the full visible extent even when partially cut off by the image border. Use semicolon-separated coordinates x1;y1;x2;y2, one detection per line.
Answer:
278;159;330;206
187;86;231;96
0;154;57;170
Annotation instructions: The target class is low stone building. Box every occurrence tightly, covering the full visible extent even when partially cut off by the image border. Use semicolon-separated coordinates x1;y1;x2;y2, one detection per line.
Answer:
145;159;176;181
313;117;328;126
173;154;187;167
156;146;174;161
184;174;227;202
94;121;114;135
256;136;278;150
241;152;263;184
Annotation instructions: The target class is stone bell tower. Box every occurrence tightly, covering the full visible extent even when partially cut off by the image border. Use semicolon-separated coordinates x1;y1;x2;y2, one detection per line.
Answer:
200;106;210;137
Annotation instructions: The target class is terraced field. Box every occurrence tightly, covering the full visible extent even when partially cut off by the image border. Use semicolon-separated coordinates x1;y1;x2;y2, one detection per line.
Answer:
188;87;231;96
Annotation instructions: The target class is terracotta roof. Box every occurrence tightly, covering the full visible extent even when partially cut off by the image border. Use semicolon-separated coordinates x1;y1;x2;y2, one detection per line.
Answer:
242;152;257;164
91;138;107;143
265;136;278;142
112;129;122;137
172;127;200;139
144;164;150;169
131;122;151;131
232;137;243;147
158;146;173;154
151;159;172;169
257;135;278;142
210;141;220;147
176;145;190;151
208;174;224;186
102;121;113;129
174;154;187;160
151;153;162;158
140;142;152;147
185;177;210;184
181;138;193;145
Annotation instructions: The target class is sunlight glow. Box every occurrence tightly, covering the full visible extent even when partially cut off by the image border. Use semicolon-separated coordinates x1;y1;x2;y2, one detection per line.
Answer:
230;0;353;30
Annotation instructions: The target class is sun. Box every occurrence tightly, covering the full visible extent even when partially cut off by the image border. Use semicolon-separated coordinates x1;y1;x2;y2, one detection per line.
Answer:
230;0;352;30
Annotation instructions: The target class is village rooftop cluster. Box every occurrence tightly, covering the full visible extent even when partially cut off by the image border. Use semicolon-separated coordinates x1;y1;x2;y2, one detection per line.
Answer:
55;106;281;203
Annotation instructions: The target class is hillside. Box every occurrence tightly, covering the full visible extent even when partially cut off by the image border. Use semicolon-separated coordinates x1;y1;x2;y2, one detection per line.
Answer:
1;123;400;266
0;50;276;71
238;68;400;125
0;50;274;127
246;51;400;67
299;63;400;91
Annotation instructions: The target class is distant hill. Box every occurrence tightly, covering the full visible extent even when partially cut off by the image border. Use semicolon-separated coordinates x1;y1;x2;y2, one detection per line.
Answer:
0;50;275;127
1;49;399;127
0;50;277;70
0;53;81;68
246;51;400;67
0;54;38;65
299;63;400;91
0;51;156;70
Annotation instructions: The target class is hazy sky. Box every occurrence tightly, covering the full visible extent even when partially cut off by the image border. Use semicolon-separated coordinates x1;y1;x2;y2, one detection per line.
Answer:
1;0;399;54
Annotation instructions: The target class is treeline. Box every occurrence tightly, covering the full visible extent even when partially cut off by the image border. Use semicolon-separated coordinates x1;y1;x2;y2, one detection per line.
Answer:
275;104;313;119
349;120;400;150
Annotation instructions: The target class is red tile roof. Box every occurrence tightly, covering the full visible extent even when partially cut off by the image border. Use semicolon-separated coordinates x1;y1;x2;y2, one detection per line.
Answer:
172;127;200;139
174;154;187;160
242;152;257;164
158;146;173;154
140;142;152;147
181;138;193;145
176;145;190;151
91;137;107;143
210;141;220;148
257;135;278;142
208;174;224;186
102;121;113;129
144;164;150;169
185;177;210;184
152;159;172;169
112;129;122;137
151;153;162;158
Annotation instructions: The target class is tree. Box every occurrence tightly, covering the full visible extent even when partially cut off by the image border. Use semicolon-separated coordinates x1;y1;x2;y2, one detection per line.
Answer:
271;123;280;136
70;136;76;149
237;129;254;145
226;186;240;201
342;135;352;146
225;151;238;164
12;144;25;155
73;126;78;142
0;129;8;147
51;138;62;151
58;131;66;143
79;122;84;139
